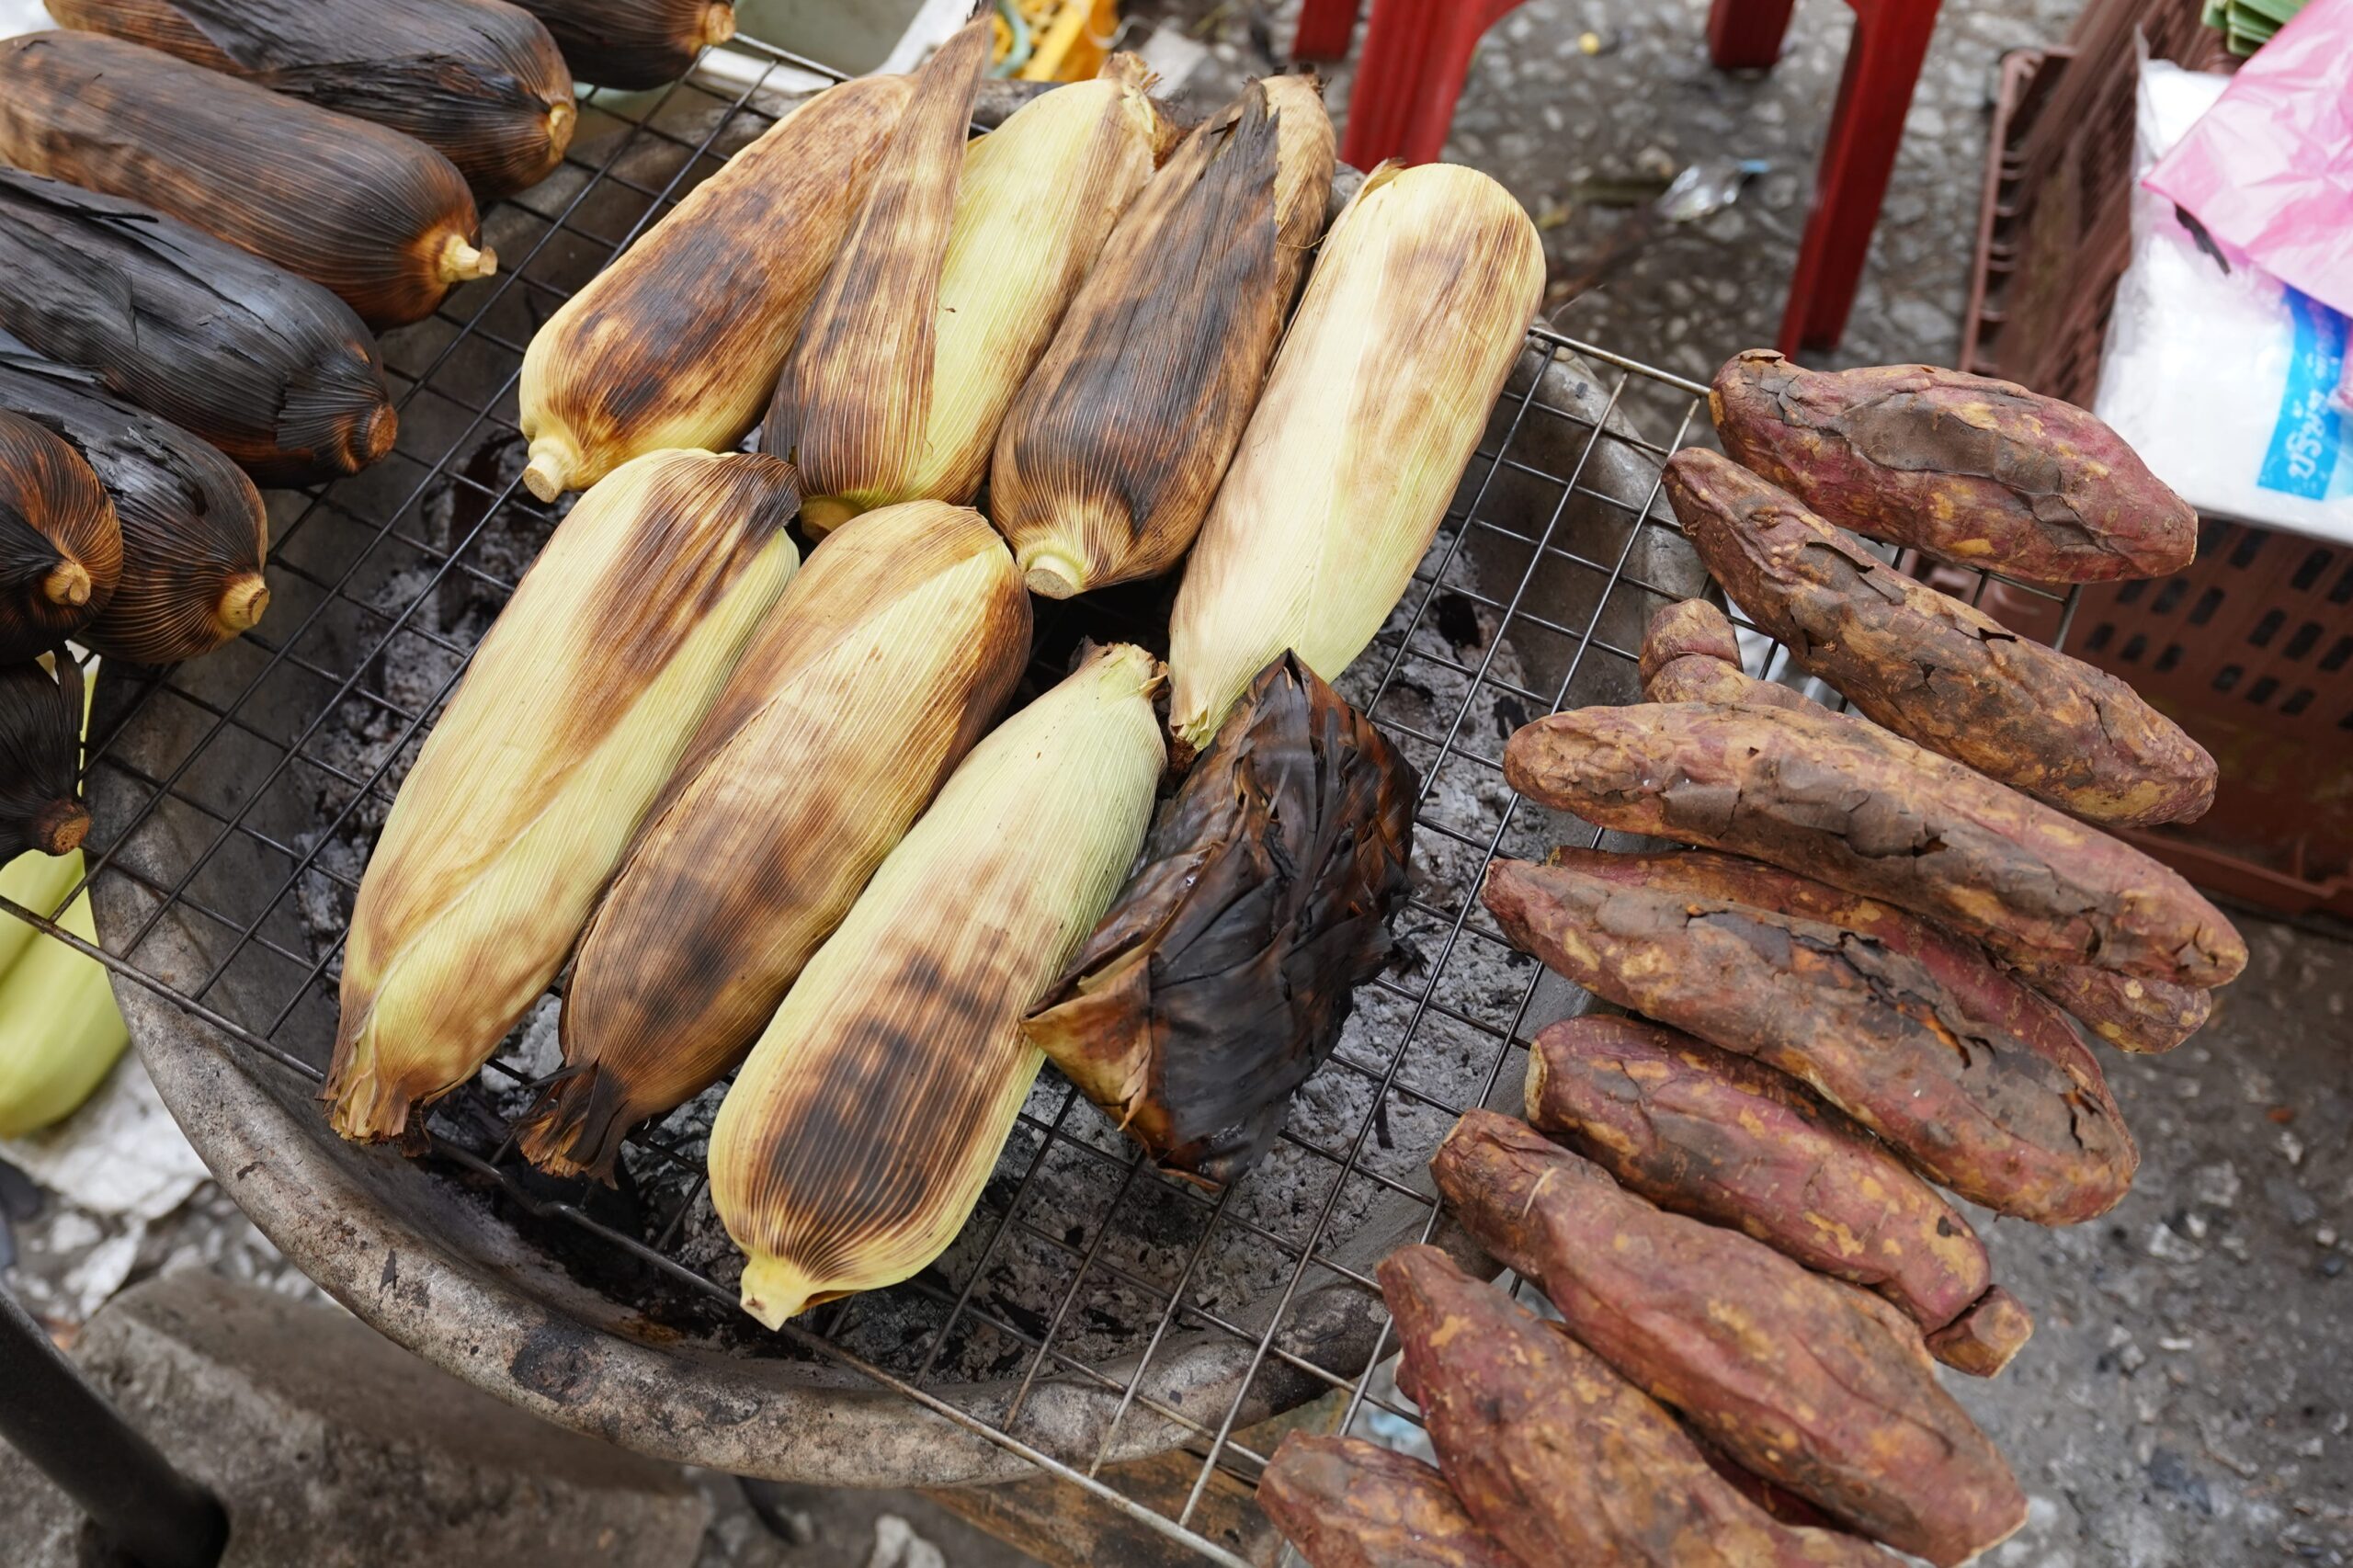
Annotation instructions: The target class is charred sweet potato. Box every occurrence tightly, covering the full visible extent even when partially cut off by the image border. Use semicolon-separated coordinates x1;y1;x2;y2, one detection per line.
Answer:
1528;1014;2027;1373
1025;653;1415;1187
1665;450;2214;828
1486;854;2136;1222
1641;598;1745;677
1258;1434;1520;1568
1429;1114;2025;1566
1640;598;1826;712
1501;701;2246;986
1995;948;2211;1054
1378;1244;1893;1568
1710;350;2196;583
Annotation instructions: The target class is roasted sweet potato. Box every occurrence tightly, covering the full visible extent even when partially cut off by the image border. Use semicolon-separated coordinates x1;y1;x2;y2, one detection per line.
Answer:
1926;1288;2035;1378
1487;855;2135;1222
1710;350;2196;583
1502;701;2246;986
1379;1244;1893;1568
1429;1114;2025;1566
1641;597;1745;677
1258;1434;1520;1568
1641;598;1827;712
1995;948;2211;1053
1527;1014;2026;1372
1665;449;2215;828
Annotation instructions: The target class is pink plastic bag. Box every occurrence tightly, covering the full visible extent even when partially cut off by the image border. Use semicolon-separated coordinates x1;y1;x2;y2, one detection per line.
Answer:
2143;0;2353;321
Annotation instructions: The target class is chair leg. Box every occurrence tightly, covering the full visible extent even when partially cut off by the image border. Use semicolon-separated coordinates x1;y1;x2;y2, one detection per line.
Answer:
1291;0;1363;62
1708;0;1799;70
1340;0;1524;167
1778;0;1942;354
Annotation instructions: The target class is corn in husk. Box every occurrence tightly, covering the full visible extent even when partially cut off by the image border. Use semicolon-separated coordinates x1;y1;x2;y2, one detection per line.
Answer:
764;23;1157;533
0;854;128;1138
520;74;914;501
990;75;1334;597
517;503;1031;1180
1165;164;1543;754
710;642;1165;1328
0;409;119;665
507;0;735;90
0;653;86;862
325;450;801;1144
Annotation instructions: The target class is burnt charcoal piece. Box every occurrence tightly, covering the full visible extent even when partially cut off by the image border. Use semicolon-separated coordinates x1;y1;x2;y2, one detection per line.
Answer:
1026;653;1415;1186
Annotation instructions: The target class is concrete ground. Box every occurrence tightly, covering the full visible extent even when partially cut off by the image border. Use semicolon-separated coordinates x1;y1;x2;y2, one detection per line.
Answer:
6;2;2349;1564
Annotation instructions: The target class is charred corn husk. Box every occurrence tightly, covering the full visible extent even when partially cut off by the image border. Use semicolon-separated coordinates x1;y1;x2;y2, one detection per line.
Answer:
508;0;734;89
765;26;1157;532
45;0;575;198
520;74;914;502
517;503;1030;1180
0;170;395;486
325;450;801;1144
0;653;86;859
1166;164;1543;753
0;860;128;1138
0;357;267;665
710;642;1165;1328
1026;653;1415;1186
991;76;1335;597
0;32;494;330
0;411;120;664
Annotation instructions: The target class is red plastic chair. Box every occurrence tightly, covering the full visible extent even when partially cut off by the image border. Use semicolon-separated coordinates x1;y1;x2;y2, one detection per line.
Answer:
1293;0;1943;356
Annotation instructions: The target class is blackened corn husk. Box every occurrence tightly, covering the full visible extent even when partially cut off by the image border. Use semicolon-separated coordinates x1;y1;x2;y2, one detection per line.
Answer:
1165;164;1543;754
517;502;1030;1181
325;450;801;1145
0;171;395;486
508;0;733;89
45;0;576;198
765;25;1158;532
0;410;121;664
519;74;914;501
0;653;86;858
0;358;267;665
0;32;494;329
991;76;1335;598
1025;653;1414;1187
710;642;1165;1328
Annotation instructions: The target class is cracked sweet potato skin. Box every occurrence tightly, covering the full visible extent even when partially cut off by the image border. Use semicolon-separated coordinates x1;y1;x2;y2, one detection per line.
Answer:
1666;449;2215;828
1526;1014;1997;1336
1485;856;2137;1222
1995;948;2211;1053
1258;1434;1520;1568
1501;700;2246;986
1710;351;2196;584
1378;1244;1893;1568
1427;1116;2025;1567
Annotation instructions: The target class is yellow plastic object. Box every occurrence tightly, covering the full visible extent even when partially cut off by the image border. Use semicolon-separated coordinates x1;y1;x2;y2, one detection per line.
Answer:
0;856;130;1139
991;0;1118;82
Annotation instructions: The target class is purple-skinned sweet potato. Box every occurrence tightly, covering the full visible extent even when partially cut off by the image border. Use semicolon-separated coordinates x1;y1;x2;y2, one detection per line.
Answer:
1258;1434;1521;1568
1528;1014;2029;1373
1995;947;2212;1053
1641;598;1826;713
1709;350;2196;584
1378;1244;1895;1568
1428;1115;2025;1566
1641;597;1745;677
1486;853;2137;1223
1501;700;2246;986
1665;449;2215;828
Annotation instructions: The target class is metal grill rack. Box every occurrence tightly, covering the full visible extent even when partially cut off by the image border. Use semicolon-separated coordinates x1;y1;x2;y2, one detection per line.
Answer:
6;34;2082;1567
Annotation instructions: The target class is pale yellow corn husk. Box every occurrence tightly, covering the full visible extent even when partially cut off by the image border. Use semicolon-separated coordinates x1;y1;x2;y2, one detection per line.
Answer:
765;27;1158;533
517;503;1032;1180
1165;164;1544;752
517;74;914;501
325;449;801;1143
991;75;1335;598
0;868;128;1139
710;642;1165;1328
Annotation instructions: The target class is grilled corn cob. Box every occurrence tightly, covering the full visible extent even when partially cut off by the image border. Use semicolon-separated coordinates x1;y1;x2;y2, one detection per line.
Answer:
765;26;1157;532
508;0;734;90
991;75;1335;597
0;410;120;664
710;642;1165;1328
518;502;1030;1179
1166;164;1542;753
520;74;914;502
325;450;801;1144
45;0;576;199
0;31;494;329
0;864;128;1138
0;357;267;665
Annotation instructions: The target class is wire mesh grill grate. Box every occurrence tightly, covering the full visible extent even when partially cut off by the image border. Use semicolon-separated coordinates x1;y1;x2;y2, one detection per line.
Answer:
5;37;2081;1567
